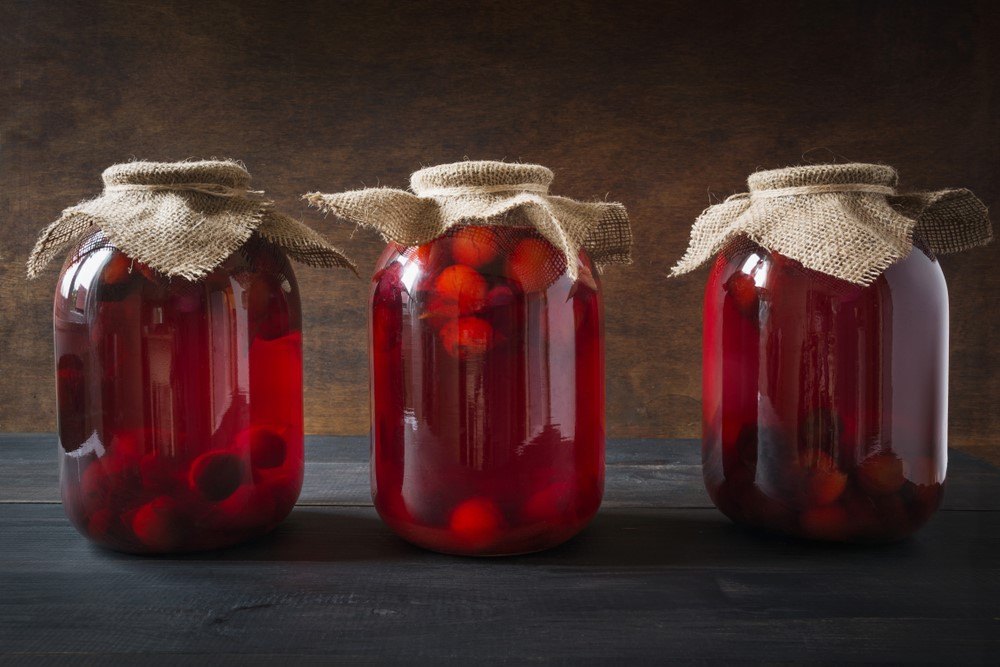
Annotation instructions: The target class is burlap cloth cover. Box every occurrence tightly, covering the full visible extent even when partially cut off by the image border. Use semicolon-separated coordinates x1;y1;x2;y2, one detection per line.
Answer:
27;160;355;280
305;160;631;281
671;163;991;285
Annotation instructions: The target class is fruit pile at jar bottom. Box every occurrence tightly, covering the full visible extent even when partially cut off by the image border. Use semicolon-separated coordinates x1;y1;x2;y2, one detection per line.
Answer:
705;430;943;543
370;226;606;555
374;469;604;556
61;426;302;553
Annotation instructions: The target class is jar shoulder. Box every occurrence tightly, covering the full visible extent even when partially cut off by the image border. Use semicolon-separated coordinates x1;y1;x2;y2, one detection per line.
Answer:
707;239;947;306
54;229;300;316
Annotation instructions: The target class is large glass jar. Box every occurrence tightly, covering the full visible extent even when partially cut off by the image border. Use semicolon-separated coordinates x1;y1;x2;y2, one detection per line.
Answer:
370;225;605;555
702;239;948;542
55;230;304;553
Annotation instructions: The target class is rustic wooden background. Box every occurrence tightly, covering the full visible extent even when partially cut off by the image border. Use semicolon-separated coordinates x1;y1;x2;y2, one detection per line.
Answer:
1;0;997;448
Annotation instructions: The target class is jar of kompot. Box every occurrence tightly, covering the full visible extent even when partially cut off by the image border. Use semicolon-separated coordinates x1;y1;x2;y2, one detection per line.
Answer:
309;161;631;555
28;160;354;553
672;163;991;542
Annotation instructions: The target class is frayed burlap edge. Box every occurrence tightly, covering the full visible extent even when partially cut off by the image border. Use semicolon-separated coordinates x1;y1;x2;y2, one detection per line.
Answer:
304;161;631;282
671;164;991;285
27;160;355;280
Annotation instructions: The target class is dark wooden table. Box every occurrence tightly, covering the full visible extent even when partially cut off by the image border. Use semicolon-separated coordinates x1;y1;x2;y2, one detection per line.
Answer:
1;435;998;664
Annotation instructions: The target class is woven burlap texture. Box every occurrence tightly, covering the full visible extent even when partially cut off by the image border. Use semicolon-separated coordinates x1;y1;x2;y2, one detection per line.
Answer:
305;160;631;281
671;163;991;285
27;160;355;280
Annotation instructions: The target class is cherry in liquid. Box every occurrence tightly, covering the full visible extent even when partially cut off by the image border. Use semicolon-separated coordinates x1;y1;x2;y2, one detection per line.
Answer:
702;240;948;542
55;232;304;553
370;226;605;555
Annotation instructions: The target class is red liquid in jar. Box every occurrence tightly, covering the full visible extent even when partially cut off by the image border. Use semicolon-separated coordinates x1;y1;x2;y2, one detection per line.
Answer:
55;231;304;553
702;239;948;542
370;226;605;555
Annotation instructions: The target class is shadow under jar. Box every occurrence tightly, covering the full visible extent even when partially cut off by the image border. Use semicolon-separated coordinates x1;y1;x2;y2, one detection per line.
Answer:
702;239;948;542
370;226;606;555
55;230;304;553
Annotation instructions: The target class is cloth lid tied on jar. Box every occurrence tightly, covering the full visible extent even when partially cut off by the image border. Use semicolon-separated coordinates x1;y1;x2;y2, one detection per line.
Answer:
27;160;355;280
305;160;631;282
671;163;991;285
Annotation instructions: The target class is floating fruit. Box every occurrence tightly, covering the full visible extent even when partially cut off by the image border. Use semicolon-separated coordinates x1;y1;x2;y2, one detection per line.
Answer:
723;270;758;319
449;497;503;550
433;265;488;314
856;452;906;495
132;496;187;551
439;317;494;358
522;482;576;525
803;468;848;506
451;227;498;268
189;451;247;502
235;426;287;470
508;238;564;293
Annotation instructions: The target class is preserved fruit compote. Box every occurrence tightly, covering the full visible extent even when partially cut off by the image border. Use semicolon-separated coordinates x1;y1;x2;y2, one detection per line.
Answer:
309;161;631;555
28;160;354;553
672;163;991;542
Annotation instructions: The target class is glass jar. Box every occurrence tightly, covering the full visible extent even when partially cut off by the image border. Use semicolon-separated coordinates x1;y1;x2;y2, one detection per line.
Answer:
370;225;605;555
55;230;304;553
702;238;948;542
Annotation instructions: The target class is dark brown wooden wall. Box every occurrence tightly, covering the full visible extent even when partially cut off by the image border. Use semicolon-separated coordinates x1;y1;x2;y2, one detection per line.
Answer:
1;0;997;446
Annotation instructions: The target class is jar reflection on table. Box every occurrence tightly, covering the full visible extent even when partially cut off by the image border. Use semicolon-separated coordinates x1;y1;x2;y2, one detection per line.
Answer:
370;226;606;555
702;238;948;542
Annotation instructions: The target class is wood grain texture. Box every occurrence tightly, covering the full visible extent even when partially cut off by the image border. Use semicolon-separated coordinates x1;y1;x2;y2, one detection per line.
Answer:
1;0;997;444
5;434;1000;510
0;436;998;663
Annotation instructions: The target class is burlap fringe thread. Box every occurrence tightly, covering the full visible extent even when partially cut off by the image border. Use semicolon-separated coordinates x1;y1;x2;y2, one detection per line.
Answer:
671;163;991;285
305;160;631;282
27;160;355;280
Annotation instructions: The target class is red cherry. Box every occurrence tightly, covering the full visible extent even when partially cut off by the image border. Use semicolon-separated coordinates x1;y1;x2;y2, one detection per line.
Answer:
139;452;174;493
449;497;503;549
188;451;247;501
419;294;462;327
451;226;499;268
522;482;576;525
804;469;848;506
411;242;447;271
132;497;187;551
508;238;565;293
856;453;906;496
263;470;302;522
485;284;515;309
234;427;287;470
439;317;494;358
101;253;132;286
723;270;759;318
109;430;146;462
433;265;488;315
799;504;851;541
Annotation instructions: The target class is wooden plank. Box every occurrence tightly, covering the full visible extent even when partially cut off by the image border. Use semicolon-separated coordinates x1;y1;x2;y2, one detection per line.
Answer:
0;503;996;662
2;435;999;511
